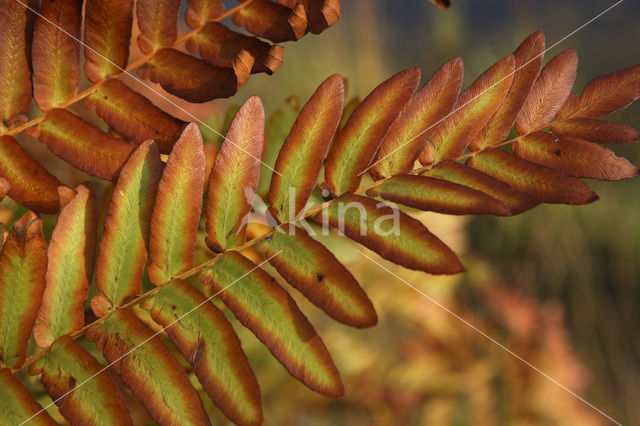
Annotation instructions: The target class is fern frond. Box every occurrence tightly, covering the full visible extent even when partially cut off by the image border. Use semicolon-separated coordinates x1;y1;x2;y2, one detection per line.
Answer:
0;20;639;425
323;68;421;197
470;30;545;150
371;57;463;178
136;0;181;54
551;117;640;143
93;142;162;313
515;49;578;134
83;0;134;83
0;135;63;213
232;0;308;42
187;22;285;74
33;184;97;349
420;55;515;164
0;368;57;425
0;211;47;368
148;124;205;285
0;1;32;131
140;279;263;426
29;335;131;425
558;64;640;119
200;250;344;397
247;222;377;327
137;48;254;103
31;0;82;111
366;174;512;216
423;160;539;214
185;0;225;29
205;96;264;252
83;79;187;154
87;309;211;425
268;74;344;223
321;193;465;274
467;147;598;205
28;109;135;181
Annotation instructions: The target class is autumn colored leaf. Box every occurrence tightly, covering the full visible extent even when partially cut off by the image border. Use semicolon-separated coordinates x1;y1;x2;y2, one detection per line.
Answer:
148;124;205;285
367;174;511;216
185;0;224;28
557;64;640;119
422;160;539;215
551;118;640;144
0;211;47;368
83;0;133;82
233;0;307;42
0;0;32;130
86;309;211;425
515;49;578;134
138;48;253;103
205;96;265;252
420;55;515;164
32;0;82;111
187;22;284;74
337;96;360;135
324;68;421;197
84;79;186;154
557;92;579;120
471;31;545;150
0;178;8;201
0;368;56;425
33;185;97;349
200;251;344;396
136;0;180;54
141;279;263;426
371;58;463;179
278;0;340;34
30;335;132;425
317;193;464;274
269;75;344;223
93;141;162;313
467;147;598;204
258;96;301;197
31;109;135;181
0;135;65;214
252;223;377;327
513;132;639;181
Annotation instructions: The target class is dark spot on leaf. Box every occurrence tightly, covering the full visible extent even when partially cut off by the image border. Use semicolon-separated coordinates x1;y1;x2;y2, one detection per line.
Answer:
553;150;561;156
316;273;324;282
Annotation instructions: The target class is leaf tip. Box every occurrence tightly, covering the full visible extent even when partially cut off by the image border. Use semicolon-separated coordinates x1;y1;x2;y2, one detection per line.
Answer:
90;294;114;318
234;49;255;89
57;186;76;209
289;4;308;40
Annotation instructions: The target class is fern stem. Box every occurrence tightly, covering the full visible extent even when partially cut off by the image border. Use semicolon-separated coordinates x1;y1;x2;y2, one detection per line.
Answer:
1;0;257;138
14;128;535;373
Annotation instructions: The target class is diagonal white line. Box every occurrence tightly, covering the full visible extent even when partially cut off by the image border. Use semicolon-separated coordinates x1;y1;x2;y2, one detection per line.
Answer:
12;0;281;176
18;251;281;426
357;249;622;426
360;0;625;176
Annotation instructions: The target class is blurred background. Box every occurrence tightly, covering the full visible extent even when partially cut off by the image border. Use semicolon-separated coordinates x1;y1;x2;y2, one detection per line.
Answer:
4;0;639;424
